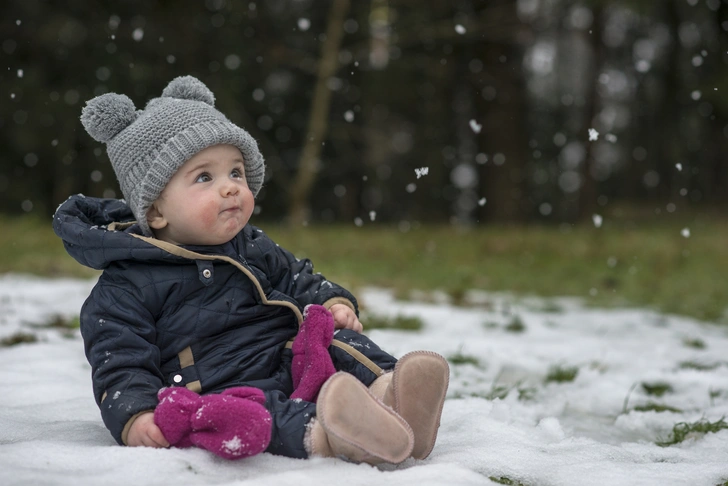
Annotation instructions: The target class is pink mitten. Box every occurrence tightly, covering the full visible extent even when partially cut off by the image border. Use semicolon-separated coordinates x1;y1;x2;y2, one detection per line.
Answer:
290;304;337;402
154;386;272;460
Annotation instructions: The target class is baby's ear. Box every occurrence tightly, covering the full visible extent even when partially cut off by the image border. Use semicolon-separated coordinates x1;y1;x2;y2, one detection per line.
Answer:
146;203;168;230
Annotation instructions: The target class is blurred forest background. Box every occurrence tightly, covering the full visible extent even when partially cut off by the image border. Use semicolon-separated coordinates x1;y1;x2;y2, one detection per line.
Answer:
1;0;727;322
2;0;727;225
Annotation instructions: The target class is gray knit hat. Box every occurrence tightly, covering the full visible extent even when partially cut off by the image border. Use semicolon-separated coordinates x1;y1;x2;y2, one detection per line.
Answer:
80;75;265;236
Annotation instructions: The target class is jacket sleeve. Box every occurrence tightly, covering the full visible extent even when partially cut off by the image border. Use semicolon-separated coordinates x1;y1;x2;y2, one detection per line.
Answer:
258;231;359;314
80;277;164;445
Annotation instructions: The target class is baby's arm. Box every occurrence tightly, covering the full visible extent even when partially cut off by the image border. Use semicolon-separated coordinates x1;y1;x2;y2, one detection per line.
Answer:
255;228;360;323
127;412;169;448
81;280;165;445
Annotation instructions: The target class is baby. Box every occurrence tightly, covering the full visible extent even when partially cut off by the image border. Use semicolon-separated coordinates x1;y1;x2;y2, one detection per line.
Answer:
53;76;448;464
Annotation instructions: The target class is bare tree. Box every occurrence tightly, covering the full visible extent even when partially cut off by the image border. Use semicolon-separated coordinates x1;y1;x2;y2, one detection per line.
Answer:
288;0;350;226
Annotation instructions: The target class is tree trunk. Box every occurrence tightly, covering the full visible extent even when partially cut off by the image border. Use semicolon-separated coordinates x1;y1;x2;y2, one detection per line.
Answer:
288;0;350;226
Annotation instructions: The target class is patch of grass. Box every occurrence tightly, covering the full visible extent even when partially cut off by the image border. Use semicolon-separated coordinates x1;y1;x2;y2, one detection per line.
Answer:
657;417;728;447
489;476;528;486
545;365;579;383
447;287;468;306
682;337;706;349
633;402;683;413
642;382;673;397
1;332;38;347
30;314;80;330
517;387;537;401
361;313;423;331
6;214;728;323
679;361;722;371
539;300;564;313
448;351;480;366
483;321;500;330
504;315;526;333
0;216;99;278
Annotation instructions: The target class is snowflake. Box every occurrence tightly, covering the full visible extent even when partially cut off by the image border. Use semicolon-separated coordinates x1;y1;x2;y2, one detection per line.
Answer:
415;167;429;179
588;128;599;141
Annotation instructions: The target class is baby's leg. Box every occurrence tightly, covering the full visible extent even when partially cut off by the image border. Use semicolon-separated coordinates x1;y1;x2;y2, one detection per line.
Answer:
328;329;397;386
262;390;316;458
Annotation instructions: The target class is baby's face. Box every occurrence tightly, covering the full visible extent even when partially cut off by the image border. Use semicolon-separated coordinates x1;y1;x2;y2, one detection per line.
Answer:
147;144;255;246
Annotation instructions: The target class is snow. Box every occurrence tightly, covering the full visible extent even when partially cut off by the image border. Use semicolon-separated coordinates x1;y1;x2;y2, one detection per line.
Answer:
297;18;310;32
415;167;429;179
592;214;603;228
588;128;599;141
2;275;728;486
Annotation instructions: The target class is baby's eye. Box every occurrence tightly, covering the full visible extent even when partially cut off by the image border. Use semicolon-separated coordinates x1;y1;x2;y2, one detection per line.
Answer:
231;168;244;179
195;173;212;183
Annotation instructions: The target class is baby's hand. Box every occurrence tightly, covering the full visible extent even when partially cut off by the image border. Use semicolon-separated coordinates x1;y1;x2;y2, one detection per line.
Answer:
329;303;363;333
126;411;170;448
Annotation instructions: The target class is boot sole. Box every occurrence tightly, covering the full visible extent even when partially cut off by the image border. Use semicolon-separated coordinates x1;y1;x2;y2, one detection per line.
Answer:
317;372;414;464
391;351;450;459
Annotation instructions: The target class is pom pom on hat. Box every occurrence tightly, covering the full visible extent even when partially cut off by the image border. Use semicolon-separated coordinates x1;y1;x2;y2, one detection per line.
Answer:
80;93;138;143
161;75;215;106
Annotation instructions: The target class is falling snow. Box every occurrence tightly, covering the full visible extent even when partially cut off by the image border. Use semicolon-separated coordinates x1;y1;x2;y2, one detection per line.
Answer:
588;128;599;141
455;24;466;35
676;163;683;171
297;18;311;31
344;110;355;122
469;119;482;134
592;214;603;228
681;228;691;238
369;211;376;221
478;198;486;206
415;167;429;179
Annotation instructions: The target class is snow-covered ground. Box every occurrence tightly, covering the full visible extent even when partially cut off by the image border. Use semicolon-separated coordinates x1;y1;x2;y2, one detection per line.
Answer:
1;274;727;486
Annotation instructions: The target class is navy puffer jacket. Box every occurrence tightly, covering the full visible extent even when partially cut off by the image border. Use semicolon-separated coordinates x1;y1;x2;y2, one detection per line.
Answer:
53;195;358;445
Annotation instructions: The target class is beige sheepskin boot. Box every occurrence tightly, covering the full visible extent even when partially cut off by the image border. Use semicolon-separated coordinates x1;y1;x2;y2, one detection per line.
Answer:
306;372;414;465
368;351;450;460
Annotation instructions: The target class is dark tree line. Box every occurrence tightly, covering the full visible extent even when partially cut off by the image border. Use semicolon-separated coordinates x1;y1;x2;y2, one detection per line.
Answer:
1;0;726;226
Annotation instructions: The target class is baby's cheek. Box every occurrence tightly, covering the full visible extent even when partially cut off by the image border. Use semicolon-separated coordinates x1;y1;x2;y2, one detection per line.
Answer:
197;204;220;230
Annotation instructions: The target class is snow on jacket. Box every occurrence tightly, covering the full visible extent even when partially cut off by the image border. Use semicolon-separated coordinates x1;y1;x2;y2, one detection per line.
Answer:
53;195;358;445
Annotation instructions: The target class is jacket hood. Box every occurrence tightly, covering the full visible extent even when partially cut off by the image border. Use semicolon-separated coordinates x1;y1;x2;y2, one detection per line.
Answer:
53;194;186;270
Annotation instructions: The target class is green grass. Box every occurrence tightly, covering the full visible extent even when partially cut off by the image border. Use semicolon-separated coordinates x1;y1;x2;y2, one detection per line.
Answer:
505;315;526;333
4;212;728;322
489;476;528;486
682;337;706;349
447;351;480;366
657;417;728;446
642;382;673;397
545;365;579;383
360;313;423;331
0;217;99;278
679;361;723;371
633;402;683;413
0;332;38;347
